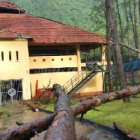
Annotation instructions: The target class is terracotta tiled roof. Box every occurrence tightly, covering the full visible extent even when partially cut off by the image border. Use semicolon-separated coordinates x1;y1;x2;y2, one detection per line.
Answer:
0;13;106;44
0;30;32;39
0;1;25;13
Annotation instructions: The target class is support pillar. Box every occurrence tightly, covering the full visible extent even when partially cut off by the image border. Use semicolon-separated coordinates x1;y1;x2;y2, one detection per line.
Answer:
76;44;81;71
100;44;106;70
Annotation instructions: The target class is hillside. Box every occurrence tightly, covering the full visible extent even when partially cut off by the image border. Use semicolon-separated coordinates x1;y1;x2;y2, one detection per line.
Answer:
8;0;106;35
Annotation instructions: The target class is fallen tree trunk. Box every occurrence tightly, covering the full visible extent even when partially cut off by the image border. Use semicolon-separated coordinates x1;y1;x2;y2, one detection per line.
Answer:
0;85;140;140
44;84;77;140
0;113;55;140
72;85;140;116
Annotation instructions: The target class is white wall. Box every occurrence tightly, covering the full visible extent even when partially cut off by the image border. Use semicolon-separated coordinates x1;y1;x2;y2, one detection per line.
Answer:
0;39;31;100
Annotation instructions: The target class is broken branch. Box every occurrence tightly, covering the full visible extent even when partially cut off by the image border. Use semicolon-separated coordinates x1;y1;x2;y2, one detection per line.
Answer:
113;122;140;140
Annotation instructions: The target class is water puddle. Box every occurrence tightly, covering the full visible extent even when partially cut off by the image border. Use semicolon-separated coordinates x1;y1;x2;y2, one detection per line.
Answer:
0;103;127;140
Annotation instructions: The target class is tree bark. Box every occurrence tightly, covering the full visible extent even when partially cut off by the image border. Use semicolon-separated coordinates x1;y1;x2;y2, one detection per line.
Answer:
1;84;140;140
115;0;123;43
72;85;140;116
44;84;77;140
139;0;140;23
134;0;140;52
0;113;56;140
129;0;135;43
105;0;130;102
123;0;130;46
105;0;113;92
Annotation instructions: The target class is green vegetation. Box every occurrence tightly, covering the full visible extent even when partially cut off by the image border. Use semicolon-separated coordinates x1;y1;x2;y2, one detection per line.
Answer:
46;98;140;135
7;0;139;47
44;98;79;112
84;98;140;136
8;0;106;35
0;81;3;87
0;105;13;118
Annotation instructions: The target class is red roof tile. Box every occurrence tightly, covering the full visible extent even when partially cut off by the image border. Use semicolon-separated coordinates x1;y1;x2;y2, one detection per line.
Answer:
0;30;31;39
0;13;106;44
0;1;25;13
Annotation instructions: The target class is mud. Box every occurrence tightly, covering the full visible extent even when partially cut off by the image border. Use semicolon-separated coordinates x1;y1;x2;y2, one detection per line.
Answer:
0;103;127;140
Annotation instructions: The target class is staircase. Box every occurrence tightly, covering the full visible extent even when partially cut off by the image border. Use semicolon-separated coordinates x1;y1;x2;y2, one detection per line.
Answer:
63;62;106;98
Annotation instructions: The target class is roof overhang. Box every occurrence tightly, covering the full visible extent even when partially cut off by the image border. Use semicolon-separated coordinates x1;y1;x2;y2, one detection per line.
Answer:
0;30;32;40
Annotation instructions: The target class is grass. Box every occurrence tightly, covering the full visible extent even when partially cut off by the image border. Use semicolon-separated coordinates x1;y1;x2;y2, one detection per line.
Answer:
45;97;140;136
84;98;140;136
0;105;13;118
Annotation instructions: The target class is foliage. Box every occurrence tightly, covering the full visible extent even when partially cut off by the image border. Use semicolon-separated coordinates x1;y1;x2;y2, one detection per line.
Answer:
9;0;140;46
8;0;105;34
45;98;79;111
0;107;13;118
0;81;2;87
6;0;139;45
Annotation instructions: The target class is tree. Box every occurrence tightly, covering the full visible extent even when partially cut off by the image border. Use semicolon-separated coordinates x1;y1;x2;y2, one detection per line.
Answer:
123;0;130;46
115;0;124;43
105;0;130;102
133;0;140;52
105;0;113;92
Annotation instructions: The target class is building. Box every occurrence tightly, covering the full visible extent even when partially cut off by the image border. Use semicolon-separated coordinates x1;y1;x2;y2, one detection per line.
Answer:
0;1;106;102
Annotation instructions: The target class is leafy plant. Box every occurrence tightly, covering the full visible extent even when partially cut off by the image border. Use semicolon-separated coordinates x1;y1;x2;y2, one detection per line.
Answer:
0;81;3;87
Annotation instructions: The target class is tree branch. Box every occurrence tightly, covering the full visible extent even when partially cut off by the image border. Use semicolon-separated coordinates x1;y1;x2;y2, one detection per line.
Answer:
113;122;140;140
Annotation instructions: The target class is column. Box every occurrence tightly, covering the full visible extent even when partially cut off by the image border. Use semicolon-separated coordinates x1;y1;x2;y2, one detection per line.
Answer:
76;44;81;71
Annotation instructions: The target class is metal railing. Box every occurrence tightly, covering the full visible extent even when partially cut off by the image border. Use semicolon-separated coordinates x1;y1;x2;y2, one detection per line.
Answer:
63;71;90;94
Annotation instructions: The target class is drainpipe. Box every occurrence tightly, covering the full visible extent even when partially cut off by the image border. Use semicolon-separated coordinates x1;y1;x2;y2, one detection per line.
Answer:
76;44;81;71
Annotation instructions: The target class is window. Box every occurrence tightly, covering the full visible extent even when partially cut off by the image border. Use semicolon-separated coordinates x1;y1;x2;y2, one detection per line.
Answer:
1;51;4;61
16;51;19;61
9;51;12;61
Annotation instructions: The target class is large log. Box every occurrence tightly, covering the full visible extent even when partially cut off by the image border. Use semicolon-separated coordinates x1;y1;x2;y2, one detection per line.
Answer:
0;113;55;140
0;85;140;140
72;85;140;116
44;84;77;140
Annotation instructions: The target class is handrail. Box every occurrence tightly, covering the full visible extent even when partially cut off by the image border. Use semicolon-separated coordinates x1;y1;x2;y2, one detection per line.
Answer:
63;71;85;88
63;52;105;95
63;71;90;93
